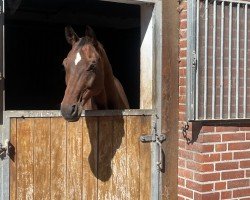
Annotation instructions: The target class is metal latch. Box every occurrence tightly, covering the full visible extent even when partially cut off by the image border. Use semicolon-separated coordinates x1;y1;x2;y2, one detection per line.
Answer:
0;139;10;159
140;132;166;171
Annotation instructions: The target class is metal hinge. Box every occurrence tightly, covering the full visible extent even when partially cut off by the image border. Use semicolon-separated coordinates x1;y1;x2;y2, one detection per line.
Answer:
0;139;10;159
140;119;166;171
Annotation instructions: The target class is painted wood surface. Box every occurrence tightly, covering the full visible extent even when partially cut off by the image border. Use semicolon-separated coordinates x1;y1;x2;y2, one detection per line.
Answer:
10;115;151;199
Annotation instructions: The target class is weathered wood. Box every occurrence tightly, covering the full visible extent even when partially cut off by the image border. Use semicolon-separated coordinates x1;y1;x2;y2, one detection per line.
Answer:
10;118;17;200
33;118;51;200
67;119;83;200
16;118;34;200
140;116;151;200
10;115;152;199
82;117;98;199
127;116;140;199
140;4;154;109
112;116;127;199
162;0;179;199
51;118;67;200
98;117;113;200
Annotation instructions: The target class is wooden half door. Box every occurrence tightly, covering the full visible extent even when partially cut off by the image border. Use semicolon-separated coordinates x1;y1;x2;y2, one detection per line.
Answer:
9;114;152;200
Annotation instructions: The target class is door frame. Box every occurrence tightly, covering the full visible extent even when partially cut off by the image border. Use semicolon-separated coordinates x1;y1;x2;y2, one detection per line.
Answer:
0;0;163;199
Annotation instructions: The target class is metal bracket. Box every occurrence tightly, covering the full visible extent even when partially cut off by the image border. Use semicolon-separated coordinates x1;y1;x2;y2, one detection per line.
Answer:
0;139;10;159
140;117;166;171
140;133;166;143
192;51;197;70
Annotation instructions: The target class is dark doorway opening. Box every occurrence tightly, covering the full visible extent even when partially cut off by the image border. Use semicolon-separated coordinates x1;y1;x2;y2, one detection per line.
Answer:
5;0;140;110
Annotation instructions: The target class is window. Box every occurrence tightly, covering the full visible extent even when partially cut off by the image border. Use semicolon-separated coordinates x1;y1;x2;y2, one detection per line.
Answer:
187;0;250;121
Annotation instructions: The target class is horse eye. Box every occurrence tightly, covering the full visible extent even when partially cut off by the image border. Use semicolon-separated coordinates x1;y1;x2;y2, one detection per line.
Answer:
87;64;96;71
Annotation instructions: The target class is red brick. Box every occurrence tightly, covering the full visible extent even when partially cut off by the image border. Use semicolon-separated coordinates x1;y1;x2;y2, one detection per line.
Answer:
179;49;187;58
228;142;250;150
178;196;185;200
178;139;186;149
178;177;185;187
201;126;215;133
178;158;185;168
179;149;193;160
222;133;245;141
178;186;193;199
215;182;226;190
179;11;187;19
202;145;214;153
180;21;187;29
221;191;232;199
179;113;186;121
240;127;250;131
186;161;214;172
179;168;193;180
179;68;186;77
179;40;187;49
247;170;250;177
194;172;220;182
247;132;250;140
240;198;250;200
234;151;250;159
221;152;233;161
215;144;227;152
228;179;250;189
240;160;250;168
216;126;239;132
179;95;186;104
194;192;220;200
221;170;244;180
233;188;250;198
194;153;220;163
215;162;239;171
179;1;187;11
179;30;187;40
179;60;187;67
202;134;221;143
179;77;186;87
201;164;214;172
186;180;213;192
179;86;186;95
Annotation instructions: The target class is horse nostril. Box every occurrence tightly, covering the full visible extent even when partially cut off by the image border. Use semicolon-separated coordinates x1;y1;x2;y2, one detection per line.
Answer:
71;104;78;115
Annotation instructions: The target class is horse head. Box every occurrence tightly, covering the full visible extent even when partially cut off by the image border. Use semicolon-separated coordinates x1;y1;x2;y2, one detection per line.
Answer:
61;26;104;122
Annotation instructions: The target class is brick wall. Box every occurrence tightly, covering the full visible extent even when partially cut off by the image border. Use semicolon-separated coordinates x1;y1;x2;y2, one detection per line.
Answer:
178;1;250;199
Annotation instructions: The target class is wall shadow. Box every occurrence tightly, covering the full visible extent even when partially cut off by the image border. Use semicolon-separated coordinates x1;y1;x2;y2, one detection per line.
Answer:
85;112;125;182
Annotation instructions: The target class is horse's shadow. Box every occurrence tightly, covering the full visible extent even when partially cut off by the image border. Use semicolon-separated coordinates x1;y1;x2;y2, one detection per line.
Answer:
85;114;125;182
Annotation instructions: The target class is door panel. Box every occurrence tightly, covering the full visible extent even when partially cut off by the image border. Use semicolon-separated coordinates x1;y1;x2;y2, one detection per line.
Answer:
9;115;152;200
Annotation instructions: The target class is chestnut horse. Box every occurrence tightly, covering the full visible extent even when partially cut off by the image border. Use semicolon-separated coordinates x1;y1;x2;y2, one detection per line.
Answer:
61;26;129;122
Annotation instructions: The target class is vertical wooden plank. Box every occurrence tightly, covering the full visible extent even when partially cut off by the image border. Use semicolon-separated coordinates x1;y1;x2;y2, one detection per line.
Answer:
98;117;113;200
82;117;98;200
112;116;127;199
16;118;34;200
51;118;67;200
127;116;141;199
140;116;151;200
67;119;83;200
10;118;17;200
33;118;51;200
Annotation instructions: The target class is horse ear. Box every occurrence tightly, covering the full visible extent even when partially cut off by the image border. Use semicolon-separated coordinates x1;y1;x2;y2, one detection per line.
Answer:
65;26;79;45
85;26;97;45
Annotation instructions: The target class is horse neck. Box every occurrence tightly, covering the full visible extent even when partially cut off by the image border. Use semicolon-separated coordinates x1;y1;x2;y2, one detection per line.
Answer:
95;46;118;108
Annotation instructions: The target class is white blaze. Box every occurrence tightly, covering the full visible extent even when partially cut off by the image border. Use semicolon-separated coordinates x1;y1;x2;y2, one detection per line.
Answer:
74;52;81;65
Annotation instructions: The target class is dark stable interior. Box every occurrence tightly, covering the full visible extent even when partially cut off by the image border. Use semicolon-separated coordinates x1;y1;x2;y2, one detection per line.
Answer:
5;0;140;110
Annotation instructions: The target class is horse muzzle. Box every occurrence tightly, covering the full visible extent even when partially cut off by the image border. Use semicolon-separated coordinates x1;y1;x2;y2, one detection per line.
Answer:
60;103;82;122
